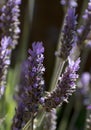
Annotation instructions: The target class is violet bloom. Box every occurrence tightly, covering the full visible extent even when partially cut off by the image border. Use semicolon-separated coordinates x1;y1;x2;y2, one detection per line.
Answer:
43;58;80;111
12;42;45;130
57;8;77;59
0;0;21;48
0;36;12;97
0;0;21;98
77;72;91;107
77;0;91;45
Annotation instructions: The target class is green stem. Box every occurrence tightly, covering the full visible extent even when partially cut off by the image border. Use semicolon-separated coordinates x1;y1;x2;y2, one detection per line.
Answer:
49;8;69;91
79;46;90;74
34;109;46;130
50;59;65;91
22;119;31;130
31;116;34;130
58;97;74;130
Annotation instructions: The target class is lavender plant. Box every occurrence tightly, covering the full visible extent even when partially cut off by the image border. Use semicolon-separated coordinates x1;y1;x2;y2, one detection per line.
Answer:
0;0;91;130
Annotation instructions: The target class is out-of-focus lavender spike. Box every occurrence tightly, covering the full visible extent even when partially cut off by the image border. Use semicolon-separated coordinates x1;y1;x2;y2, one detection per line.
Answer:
85;106;91;130
69;0;77;7
43;58;80;111
0;0;21;48
12;42;45;130
0;36;12;98
56;7;77;59
44;109;57;130
77;72;91;106
81;73;91;94
86;114;91;130
77;0;91;45
0;0;21;98
77;73;91;130
60;0;78;7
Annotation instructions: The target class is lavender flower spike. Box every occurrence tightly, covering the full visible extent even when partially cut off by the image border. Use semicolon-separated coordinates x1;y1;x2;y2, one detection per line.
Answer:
44;109;57;130
43;58;80;111
85;106;91;130
12;42;45;130
0;0;21;98
57;7;77;59
77;0;91;45
0;36;12;97
0;0;21;48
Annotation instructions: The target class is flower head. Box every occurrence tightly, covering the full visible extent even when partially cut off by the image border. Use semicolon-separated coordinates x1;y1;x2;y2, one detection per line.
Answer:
77;0;91;45
0;0;21;48
12;42;45;129
57;8;77;59
0;36;12;97
43;58;80;111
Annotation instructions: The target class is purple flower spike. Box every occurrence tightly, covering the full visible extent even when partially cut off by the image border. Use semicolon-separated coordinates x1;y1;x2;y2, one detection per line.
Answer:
77;0;91;45
86;109;91;130
0;0;21;98
12;42;45;130
1;36;13;49
0;36;12;97
0;0;21;48
43;58;80;111
68;8;77;27
57;8;77;59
